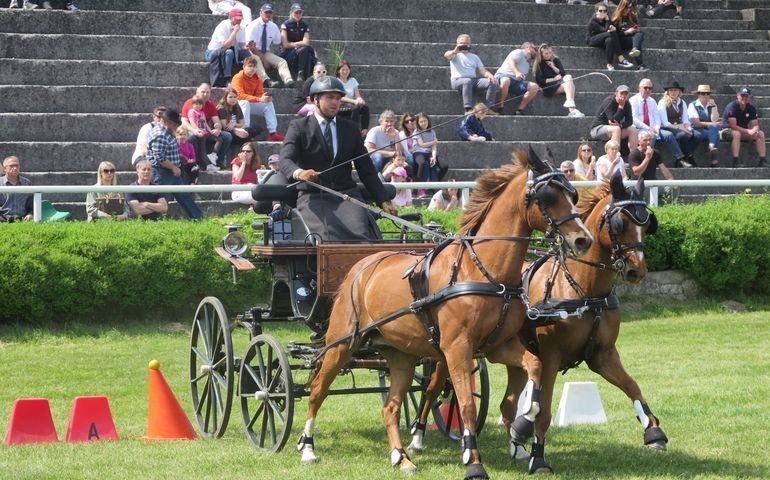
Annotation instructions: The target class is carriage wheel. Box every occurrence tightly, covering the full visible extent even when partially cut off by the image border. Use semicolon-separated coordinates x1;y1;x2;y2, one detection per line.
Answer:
189;296;234;438
377;368;426;431
239;334;294;452
429;358;490;441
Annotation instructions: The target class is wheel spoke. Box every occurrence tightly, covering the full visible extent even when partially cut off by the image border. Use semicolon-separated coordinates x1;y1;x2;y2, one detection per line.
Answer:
248;402;265;430
195;315;211;357
196;376;210;415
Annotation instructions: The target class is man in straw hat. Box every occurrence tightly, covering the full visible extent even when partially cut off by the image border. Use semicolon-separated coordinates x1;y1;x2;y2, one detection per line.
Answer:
687;84;722;167
722;87;766;167
146;109;204;219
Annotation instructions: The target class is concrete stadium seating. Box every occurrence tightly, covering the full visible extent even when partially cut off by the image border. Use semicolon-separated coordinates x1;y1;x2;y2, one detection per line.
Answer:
1;0;769;218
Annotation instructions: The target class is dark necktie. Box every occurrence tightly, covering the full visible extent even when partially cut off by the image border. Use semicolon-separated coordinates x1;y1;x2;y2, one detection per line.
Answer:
260;24;267;53
323;121;334;158
642;100;650;126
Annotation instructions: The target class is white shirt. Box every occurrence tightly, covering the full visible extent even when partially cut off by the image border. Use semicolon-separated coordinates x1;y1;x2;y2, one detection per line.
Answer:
207;19;247;51
595;154;628;183
629;94;662;132
245;19;281;52
131;122;153;165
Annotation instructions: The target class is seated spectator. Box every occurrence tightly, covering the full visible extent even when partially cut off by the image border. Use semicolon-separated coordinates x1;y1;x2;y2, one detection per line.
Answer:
364;110;400;172
444;34;498;113
205;8;252;88
86;161;130;221
297;62;327;117
245;4;296;88
644;0;684;19
458;103;494;142
495;42;539;115
590;84;637;153
415;112;448;194
125;160;168;221
560;160;584;181
231;142;263;206
573;143;597;180
586;2;635;71
181;84;233;172
0;155;33;222
595;139;629;183
187;94;225;170
217;86;262;143
397;112;418;168
688;84;722;167
176;126;199;185
723;87;767;167
232;56;285;142
389;166;413;207
428;185;460;211
279;4;316;82
533;43;584;117
631;78;690;167
132;106;166;166
208;0;252;24
628;130;675;181
611;0;646;70
382;154;412;182
658;80;696;167
336;60;370;136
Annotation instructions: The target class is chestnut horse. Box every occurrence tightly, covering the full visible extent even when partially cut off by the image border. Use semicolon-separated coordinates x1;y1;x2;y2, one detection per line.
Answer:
408;173;666;474
297;150;592;479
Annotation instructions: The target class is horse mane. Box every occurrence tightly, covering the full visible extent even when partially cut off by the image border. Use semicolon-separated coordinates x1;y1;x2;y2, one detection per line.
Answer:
458;152;527;234
574;183;611;221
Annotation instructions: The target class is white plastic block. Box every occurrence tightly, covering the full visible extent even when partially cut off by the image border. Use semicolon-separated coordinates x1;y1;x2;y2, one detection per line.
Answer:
553;381;607;427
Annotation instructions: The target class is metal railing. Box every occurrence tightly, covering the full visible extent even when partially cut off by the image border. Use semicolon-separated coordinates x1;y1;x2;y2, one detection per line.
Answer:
3;179;770;222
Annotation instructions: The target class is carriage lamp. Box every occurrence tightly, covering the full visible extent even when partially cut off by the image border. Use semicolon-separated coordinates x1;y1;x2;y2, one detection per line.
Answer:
423;221;445;242
222;225;249;257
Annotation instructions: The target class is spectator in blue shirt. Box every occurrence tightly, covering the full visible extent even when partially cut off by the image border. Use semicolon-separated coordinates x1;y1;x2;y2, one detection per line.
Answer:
0;156;33;222
146;109;204;219
457;103;494;142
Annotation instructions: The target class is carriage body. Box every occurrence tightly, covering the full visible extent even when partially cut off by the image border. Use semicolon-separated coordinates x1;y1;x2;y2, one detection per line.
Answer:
189;186;489;453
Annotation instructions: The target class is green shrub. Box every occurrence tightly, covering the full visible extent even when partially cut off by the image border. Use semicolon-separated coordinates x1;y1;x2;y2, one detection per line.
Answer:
2;195;767;323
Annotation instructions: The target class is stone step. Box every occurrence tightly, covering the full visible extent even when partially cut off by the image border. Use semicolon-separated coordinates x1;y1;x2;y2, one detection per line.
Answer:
5;85;768;119
668;39;770;52
697;51;770;63
0;10;753;42
664;28;768;41
700;62;770;74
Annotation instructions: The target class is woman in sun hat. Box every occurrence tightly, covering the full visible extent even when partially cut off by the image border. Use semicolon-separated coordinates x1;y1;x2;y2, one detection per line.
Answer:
687;84;722;167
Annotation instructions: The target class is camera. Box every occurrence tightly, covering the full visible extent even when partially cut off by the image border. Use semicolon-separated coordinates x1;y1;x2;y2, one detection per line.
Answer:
457;45;469;51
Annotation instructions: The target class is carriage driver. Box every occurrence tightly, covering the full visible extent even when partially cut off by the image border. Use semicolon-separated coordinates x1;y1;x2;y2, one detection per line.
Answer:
279;76;397;241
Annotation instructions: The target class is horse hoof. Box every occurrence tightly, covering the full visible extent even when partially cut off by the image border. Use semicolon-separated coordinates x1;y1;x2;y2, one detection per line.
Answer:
464;463;489;480
528;457;554;475
300;450;318;464
643;426;669;451
510;442;529;463
646;440;668;451
399;461;417;476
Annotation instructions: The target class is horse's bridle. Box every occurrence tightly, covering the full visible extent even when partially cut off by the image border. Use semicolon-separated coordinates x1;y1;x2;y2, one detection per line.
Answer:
525;170;581;239
600;198;657;273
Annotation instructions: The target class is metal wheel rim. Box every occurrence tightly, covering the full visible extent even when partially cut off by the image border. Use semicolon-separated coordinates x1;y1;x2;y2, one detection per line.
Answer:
430;358;490;441
239;334;294;452
189;296;234;438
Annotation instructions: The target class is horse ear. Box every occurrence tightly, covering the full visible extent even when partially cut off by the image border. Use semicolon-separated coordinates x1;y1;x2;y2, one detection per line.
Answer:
543;146;556;170
610;170;628;199
634;176;645;198
527;145;549;174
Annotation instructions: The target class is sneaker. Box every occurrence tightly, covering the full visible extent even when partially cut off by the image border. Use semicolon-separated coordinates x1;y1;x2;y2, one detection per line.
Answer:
645;7;655;17
267;131;285;142
263;79;280;88
637;65;648;71
514;110;527;116
562;100;576;109
673;13;682;19
568;109;585;118
66;2;79;11
676;158;693;168
8;0;19;7
617;59;635;69
629;48;641;58
206;152;219;164
22;1;37;9
606;64;615;71
205;164;220;172
42;1;51;8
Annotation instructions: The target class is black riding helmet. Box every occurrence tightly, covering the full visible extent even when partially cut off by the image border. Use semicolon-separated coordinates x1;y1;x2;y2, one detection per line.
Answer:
309;76;346;98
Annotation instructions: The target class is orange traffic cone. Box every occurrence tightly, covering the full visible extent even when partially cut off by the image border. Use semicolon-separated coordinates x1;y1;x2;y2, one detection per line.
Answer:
65;395;118;442
142;360;196;441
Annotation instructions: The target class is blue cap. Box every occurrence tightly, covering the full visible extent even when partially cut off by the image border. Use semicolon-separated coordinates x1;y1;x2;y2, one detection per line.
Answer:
738;87;751;96
260;4;273;12
290;3;303;12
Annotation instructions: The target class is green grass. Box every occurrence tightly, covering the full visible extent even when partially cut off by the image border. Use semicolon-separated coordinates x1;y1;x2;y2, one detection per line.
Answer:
1;307;769;479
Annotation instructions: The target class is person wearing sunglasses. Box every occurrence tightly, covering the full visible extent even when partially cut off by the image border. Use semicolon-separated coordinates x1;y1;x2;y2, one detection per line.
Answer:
297;62;328;117
611;0;647;71
586;2;635;71
687;84;722;167
560;160;584;181
86;161;130;221
231;142;264;206
573;143;596;180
